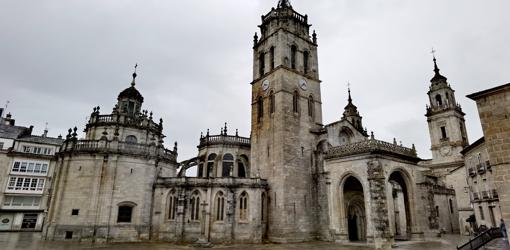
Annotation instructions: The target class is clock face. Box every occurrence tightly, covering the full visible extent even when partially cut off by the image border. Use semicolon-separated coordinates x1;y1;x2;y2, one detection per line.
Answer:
299;79;307;90
262;79;270;91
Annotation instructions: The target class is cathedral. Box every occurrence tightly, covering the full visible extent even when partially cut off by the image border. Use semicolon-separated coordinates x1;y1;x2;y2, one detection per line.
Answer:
42;1;469;249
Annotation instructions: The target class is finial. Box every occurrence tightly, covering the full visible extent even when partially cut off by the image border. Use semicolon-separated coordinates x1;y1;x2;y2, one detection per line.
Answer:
224;122;228;135
370;131;374;140
174;141;178;152
72;126;78;138
200;132;203;138
66;128;72;139
393;138;397;145
277;0;292;9
347;82;352;103
207;129;210;137
236;129;239;137
131;63;138;87
431;48;440;73
312;30;317;44
254;32;259;46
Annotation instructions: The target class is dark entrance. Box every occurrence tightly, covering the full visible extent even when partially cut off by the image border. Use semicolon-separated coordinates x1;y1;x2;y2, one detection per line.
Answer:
21;213;37;229
348;214;359;241
343;176;366;242
388;171;412;240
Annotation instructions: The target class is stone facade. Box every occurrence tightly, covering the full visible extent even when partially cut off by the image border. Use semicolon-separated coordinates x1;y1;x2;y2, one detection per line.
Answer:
467;83;510;233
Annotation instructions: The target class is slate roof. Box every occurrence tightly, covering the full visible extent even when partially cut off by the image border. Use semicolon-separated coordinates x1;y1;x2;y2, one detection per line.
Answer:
0;123;29;139
17;135;64;146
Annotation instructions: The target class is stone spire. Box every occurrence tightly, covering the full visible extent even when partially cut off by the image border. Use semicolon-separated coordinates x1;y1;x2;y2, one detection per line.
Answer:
277;0;292;9
430;54;447;83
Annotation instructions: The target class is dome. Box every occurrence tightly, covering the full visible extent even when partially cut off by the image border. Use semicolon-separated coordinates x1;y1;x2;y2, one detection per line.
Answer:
118;86;144;103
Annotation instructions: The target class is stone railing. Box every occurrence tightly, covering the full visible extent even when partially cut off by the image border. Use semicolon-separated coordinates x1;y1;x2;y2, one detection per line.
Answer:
198;135;250;149
473;192;480;201
156;177;268;189
60;139;177;162
325;138;418;160
87;113;162;134
492;189;499;199
262;7;308;24
468;167;476;177
426;103;463;116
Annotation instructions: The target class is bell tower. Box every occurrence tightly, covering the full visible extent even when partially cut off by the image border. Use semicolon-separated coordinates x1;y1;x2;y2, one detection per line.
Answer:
250;0;322;242
425;55;468;164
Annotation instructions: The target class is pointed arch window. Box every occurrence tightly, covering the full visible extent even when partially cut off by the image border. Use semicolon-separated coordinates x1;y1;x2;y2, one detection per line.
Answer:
293;91;299;113
303;50;309;74
190;191;200;221
207;154;216;177
435;94;443;106
308;95;314;118
168;191;178;220
215;191;225;221
257;96;264;122
259;52;265;76
290;45;297;69
222;154;234;177
270;47;275;70
261;192;266;222
239;191;249;221
269;91;275;114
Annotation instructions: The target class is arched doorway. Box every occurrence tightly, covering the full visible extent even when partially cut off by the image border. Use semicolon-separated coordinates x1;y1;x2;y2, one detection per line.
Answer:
388;171;413;240
343;176;366;242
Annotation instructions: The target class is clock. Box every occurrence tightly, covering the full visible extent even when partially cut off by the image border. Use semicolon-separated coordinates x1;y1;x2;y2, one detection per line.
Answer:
299;79;307;90
262;79;270;91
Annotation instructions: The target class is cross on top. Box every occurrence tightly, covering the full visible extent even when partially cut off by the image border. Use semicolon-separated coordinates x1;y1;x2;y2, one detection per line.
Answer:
431;48;437;58
134;63;138;72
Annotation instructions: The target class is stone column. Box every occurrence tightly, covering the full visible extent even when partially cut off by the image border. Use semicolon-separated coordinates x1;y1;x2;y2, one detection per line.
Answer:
367;159;392;249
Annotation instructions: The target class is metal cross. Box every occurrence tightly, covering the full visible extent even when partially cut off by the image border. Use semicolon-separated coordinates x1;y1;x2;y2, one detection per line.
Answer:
134;63;138;73
431;48;436;58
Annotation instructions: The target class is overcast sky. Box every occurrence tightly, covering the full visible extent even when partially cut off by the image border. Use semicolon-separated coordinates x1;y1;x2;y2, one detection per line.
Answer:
1;0;509;160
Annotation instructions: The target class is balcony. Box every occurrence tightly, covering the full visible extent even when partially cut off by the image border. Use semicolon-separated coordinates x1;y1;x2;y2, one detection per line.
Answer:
492;189;499;199
468;168;476;177
473;192;480;201
477;164;486;174
481;191;490;199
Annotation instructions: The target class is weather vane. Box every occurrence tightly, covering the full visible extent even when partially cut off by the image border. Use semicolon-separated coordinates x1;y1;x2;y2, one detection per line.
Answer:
134;63;138;73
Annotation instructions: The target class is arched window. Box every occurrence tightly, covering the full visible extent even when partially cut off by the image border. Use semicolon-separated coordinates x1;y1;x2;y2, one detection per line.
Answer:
269;91;275;114
290;45;297;69
449;199;454;214
259;52;265;76
238;161;246;178
270;47;275;70
261;192;266;222
117;202;136;223
435;94;443;106
125;135;137;144
207;154;217;177
222;154;234;177
215;191;225;221
293;91;299;113
239;191;249;221
168;191;178;220
190;191;200;221
303;50;309;73
257;96;263;122
308;95;314;117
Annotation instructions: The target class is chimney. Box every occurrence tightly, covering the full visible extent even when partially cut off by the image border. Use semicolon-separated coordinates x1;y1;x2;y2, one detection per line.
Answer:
29;125;34;135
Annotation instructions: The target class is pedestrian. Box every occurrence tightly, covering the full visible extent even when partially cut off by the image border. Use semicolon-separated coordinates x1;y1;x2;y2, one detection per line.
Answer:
501;219;508;240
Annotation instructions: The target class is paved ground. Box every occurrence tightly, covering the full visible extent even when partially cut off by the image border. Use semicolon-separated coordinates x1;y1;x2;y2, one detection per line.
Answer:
482;238;510;250
0;232;470;250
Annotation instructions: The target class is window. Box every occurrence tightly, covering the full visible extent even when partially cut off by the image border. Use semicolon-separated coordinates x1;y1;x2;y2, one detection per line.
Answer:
293;91;299;113
21;146;52;155
0;142;4;150
6;177;45;193
269;91;275;114
303;51;309;73
3;196;40;207
257;96;264;122
308;95;314;117
222;154;234;177
168;191;178;220
71;209;79;216
259;52;265;76
449;199;454;214
270;47;275;70
239;192;249;221
65;231;73;239
440;126;447;139
190;191;200;221
238;162;246;178
215;191;225;221
125;135;137;144
479;206;485;220
290;45;297;69
117;205;133;223
11;161;48;175
435;94;443;106
207;154;216;177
